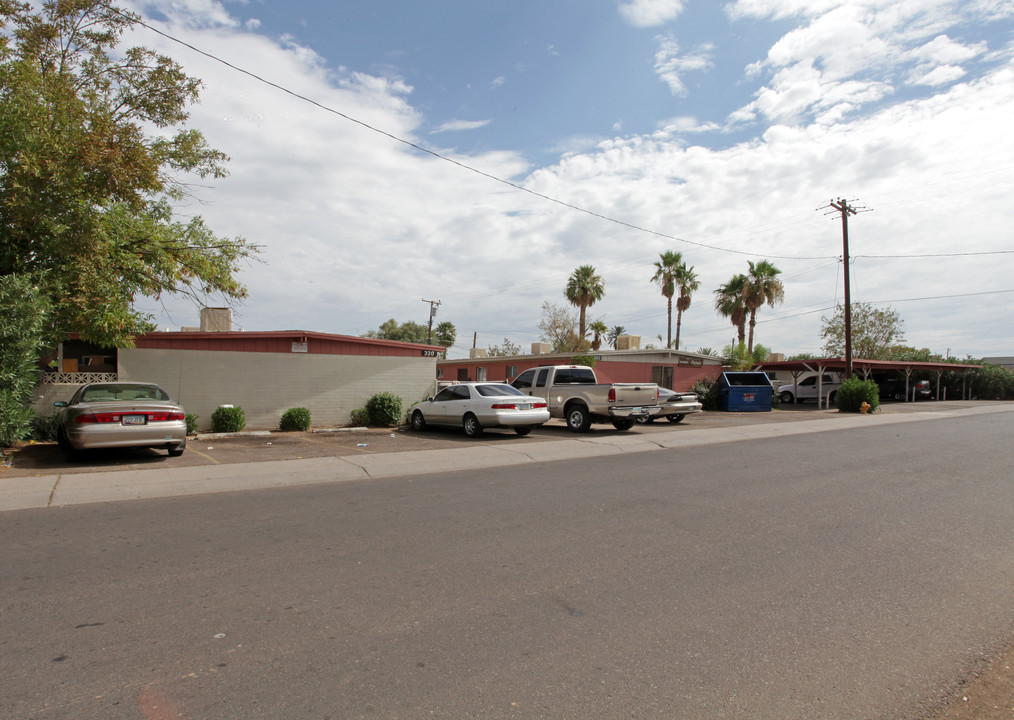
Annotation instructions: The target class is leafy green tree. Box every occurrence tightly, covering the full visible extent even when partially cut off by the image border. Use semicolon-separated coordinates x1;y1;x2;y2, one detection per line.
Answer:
0;274;49;447
588;320;608;351
0;0;256;347
743;260;784;356
607;325;626;350
820;303;905;360
365;319;429;343
487;338;521;357
564;265;604;340
538;301;586;353
714;274;748;346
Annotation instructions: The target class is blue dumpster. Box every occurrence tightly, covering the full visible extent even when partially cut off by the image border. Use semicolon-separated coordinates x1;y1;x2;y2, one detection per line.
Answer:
717;372;773;412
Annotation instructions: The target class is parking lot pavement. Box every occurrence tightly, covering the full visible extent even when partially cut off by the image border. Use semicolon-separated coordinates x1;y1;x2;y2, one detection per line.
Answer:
0;400;1003;480
1;401;1010;511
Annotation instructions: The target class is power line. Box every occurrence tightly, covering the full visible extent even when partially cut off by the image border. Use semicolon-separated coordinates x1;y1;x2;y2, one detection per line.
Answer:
126;12;835;261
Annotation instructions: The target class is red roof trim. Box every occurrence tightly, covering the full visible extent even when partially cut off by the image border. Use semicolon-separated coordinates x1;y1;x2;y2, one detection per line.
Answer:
134;330;441;352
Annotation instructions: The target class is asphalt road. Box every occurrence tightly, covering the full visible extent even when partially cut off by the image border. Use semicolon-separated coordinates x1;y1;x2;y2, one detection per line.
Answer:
2;408;1013;719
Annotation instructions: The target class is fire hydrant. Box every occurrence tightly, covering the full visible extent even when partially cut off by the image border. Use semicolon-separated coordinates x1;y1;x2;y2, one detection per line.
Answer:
860;402;871;414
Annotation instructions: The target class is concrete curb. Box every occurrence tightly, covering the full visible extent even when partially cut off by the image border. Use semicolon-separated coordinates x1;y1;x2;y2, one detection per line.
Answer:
5;404;1011;512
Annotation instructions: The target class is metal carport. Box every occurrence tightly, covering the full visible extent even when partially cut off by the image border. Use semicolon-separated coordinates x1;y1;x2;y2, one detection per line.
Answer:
753;358;981;408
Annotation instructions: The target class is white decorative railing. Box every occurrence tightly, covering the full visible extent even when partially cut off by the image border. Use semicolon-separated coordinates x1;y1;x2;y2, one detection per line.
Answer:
40;372;118;384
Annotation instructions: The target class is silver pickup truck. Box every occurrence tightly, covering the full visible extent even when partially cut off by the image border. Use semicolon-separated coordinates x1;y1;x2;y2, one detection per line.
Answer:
511;365;662;432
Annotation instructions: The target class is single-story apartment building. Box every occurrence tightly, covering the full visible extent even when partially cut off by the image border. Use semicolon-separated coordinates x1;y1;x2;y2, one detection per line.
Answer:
437;346;723;391
34;311;444;430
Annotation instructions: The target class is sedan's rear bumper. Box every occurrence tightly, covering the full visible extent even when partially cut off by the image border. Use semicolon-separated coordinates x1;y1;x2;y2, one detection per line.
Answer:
656;400;703;418
477;409;551;428
65;421;187;450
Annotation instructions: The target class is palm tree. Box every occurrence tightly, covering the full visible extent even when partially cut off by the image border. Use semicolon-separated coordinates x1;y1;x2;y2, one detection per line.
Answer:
564;265;605;340
433;321;456;359
650;251;680;348
714;274;748;346
607;325;626;349
673;261;700;351
588;320;608;351
743;260;785;355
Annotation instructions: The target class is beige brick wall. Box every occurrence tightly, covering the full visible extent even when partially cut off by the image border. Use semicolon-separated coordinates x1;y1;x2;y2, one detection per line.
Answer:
112;348;438;431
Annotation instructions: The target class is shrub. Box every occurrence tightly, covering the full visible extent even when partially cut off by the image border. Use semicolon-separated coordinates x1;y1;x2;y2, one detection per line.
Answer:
30;413;62;442
279;407;311;431
211;405;246;433
349;408;369;426
689;377;721;411
0;275;49;448
835;377;880;413
185;413;200;435
365;392;402;427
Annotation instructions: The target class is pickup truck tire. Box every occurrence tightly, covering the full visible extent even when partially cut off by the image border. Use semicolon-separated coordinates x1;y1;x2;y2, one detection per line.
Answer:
514;427;532;436
666;414;686;424
829;390;837;405
565;404;592;433
634;415;654;424
611;418;635;431
462;413;483;437
411;410;427;431
779;391;795;404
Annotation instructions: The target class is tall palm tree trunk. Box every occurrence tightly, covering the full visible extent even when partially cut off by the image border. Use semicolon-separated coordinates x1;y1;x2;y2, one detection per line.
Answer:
666;297;673;348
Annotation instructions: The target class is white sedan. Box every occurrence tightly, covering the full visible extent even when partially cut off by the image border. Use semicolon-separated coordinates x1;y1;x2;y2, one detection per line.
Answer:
410;383;550;437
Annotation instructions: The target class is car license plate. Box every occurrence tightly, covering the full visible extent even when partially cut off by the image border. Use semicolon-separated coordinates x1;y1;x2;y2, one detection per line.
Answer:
519;403;531;411
122;414;146;425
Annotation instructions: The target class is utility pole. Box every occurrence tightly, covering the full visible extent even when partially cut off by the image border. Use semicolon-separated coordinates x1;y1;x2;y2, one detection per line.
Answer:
828;198;858;379
422;298;441;344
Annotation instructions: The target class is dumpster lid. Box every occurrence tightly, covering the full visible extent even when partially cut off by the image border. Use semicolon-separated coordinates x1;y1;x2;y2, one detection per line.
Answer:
719;371;772;387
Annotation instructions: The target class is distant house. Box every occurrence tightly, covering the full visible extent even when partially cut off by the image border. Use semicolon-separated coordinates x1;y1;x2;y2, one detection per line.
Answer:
34;309;442;430
983;357;1014;370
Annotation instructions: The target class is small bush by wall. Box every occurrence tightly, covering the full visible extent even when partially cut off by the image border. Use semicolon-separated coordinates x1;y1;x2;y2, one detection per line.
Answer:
349;408;369;427
365;392;402;426
211;405;246;433
185;414;200;435
279;407;312;431
689;377;721;411
835;378;880;413
30;413;61;442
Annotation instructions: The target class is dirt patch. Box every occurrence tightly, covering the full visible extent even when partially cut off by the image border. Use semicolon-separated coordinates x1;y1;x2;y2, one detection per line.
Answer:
926;642;1014;719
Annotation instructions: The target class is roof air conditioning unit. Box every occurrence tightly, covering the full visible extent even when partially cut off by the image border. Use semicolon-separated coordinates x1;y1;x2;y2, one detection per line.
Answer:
200;307;233;332
531;343;551;354
616;334;641;350
469;348;487;358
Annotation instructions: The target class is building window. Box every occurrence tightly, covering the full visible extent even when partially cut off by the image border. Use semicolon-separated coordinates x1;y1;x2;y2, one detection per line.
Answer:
477;367;487;381
437;368;444;380
507;365;518;378
652;365;674;390
457;368;469;381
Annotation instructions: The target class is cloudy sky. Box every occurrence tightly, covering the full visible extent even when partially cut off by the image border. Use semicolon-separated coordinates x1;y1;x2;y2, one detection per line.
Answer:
125;0;1014;359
